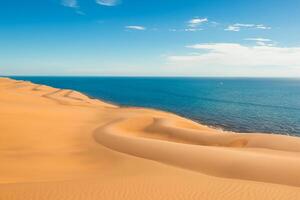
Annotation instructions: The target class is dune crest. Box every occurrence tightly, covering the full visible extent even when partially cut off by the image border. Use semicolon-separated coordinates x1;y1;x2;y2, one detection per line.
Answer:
1;77;300;200
94;116;300;187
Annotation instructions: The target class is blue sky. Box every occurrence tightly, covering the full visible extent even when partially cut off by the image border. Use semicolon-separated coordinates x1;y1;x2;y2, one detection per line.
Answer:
1;0;300;76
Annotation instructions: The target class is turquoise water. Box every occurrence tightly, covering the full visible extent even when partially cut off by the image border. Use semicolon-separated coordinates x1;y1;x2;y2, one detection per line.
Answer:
11;77;300;136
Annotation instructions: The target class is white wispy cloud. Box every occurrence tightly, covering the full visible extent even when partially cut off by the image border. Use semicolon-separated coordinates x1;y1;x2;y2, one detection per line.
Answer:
169;17;209;32
256;24;271;30
188;17;208;28
61;0;85;15
167;43;300;68
245;38;272;42
125;25;146;31
234;23;255;27
225;25;240;32
96;0;120;6
61;0;78;8
225;23;271;32
75;10;86;15
245;38;274;46
184;28;203;32
169;28;203;32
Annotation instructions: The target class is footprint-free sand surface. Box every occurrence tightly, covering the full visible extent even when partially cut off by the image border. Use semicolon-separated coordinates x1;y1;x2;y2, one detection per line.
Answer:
1;77;300;200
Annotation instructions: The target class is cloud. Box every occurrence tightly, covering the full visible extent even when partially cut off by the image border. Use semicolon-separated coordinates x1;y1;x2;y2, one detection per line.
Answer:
125;26;146;31
245;38;274;46
255;24;271;30
225;23;271;31
61;0;78;8
168;17;208;32
184;28;203;32
167;43;300;68
188;17;208;28
75;10;86;15
234;23;255;27
96;0;120;6
61;0;85;15
245;38;272;42
224;25;240;32
169;28;203;32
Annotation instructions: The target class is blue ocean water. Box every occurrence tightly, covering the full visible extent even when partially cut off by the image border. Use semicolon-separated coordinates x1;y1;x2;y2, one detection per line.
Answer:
10;77;300;136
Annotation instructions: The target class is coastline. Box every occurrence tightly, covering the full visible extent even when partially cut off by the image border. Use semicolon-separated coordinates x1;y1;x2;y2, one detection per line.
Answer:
9;76;300;136
5;76;284;136
1;77;300;200
8;76;235;134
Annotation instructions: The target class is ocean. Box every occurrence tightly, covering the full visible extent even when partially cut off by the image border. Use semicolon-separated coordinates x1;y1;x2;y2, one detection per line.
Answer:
10;76;300;136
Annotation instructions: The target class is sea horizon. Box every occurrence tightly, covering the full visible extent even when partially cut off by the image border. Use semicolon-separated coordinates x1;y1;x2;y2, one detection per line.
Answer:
4;75;300;79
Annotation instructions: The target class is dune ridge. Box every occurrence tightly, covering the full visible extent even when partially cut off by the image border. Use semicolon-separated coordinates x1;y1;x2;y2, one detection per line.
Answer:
0;77;300;200
94;116;300;187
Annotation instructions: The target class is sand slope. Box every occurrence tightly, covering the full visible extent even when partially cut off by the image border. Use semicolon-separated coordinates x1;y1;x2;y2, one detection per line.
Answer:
0;77;300;200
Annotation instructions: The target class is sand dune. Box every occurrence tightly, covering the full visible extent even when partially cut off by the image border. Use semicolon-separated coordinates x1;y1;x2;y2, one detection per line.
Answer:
0;77;300;200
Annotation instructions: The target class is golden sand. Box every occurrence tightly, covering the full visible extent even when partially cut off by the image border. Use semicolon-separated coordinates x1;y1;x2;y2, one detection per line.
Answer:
0;77;300;199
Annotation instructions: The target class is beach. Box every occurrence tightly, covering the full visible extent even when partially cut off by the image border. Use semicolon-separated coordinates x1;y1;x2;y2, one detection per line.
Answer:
1;77;300;199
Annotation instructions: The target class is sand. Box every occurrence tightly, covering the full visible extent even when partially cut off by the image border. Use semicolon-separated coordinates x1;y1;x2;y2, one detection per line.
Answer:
0;77;300;200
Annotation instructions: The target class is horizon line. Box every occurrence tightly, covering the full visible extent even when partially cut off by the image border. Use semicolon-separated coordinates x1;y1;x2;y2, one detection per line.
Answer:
2;75;300;79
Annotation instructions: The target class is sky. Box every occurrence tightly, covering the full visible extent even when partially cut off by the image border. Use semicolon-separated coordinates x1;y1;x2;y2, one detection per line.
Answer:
1;0;300;77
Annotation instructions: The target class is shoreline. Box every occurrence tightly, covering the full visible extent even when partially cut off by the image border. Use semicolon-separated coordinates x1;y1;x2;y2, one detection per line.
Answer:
7;76;300;137
66;93;300;137
7;76;299;137
1;77;300;199
6;76;235;135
